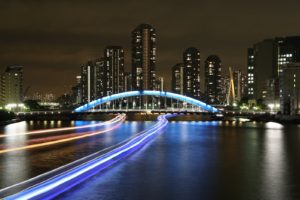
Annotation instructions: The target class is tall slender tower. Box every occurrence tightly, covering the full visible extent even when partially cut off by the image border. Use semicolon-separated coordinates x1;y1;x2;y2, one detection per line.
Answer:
132;24;156;108
81;61;97;103
204;55;222;103
104;46;125;95
132;24;156;91
183;47;201;99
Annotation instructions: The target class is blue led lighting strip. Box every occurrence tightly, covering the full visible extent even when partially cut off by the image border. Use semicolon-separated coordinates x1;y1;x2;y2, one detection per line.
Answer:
74;90;219;113
3;114;175;200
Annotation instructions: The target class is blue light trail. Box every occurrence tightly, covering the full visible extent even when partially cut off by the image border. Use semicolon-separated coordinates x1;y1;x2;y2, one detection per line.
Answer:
2;114;175;200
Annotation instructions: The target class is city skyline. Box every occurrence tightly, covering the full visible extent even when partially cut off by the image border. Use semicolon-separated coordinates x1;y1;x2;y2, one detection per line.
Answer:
1;1;300;95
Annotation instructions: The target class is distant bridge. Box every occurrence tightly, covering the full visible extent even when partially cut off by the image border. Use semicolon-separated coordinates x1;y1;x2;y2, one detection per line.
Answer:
74;90;219;113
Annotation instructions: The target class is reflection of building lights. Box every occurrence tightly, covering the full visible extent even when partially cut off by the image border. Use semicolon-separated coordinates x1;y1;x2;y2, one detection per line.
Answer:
3;114;174;199
0;118;125;154
265;122;283;129
0;114;125;139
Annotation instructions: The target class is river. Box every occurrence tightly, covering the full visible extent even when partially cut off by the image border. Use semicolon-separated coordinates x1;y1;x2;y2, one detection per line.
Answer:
1;120;300;200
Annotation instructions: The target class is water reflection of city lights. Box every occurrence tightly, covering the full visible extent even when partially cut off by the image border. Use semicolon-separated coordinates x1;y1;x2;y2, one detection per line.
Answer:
265;122;283;129
0;115;125;139
0;121;124;154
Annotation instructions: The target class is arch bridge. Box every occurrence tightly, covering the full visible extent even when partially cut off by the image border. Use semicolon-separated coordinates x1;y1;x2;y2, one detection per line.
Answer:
74;90;219;113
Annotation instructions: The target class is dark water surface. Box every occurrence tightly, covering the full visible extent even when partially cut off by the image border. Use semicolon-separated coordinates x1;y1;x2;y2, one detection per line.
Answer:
1;120;300;200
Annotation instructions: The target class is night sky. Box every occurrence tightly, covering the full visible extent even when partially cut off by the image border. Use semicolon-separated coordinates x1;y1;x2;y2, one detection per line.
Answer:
1;0;300;96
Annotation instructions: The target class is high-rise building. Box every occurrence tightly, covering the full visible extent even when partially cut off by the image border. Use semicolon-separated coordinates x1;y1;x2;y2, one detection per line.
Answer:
277;37;300;67
247;36;300;102
94;58;106;97
233;70;244;102
104;46;125;95
80;46;125;105
132;24;156;91
250;39;278;101
247;48;255;98
1;65;23;106
279;63;300;115
155;77;164;91
81;60;105;103
132;24;156;108
204;55;222;103
220;76;230;104
124;72;133;92
240;73;247;98
71;75;82;105
183;47;201;99
171;63;185;95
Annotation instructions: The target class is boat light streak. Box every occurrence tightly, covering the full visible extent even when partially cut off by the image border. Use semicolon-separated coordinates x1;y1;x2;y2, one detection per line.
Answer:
0;114;125;138
0;118;125;154
3;114;174;200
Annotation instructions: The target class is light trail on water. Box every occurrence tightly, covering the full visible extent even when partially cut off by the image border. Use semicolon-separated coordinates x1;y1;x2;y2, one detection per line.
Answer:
1;114;175;200
0;119;125;154
0;114;125;139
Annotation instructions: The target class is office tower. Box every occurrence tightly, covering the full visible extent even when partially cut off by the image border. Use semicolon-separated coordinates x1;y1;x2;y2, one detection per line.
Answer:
81;59;105;103
132;24;156;91
171;63;185;95
183;47;201;99
247;36;300;102
251;39;278;101
279;63;300;115
1;65;23;106
204;55;222;103
104;46;125;95
277;37;300;67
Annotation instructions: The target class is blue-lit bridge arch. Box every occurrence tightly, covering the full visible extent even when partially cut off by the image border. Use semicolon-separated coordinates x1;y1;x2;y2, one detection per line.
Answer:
74;90;219;113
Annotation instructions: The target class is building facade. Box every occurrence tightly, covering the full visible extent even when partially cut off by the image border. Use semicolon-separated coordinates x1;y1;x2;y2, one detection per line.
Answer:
131;24;156;108
279;63;300;115
131;24;156;91
81;60;105;103
1;65;23;107
247;36;300;105
183;47;201;99
247;48;255;98
204;55;222;104
104;46;125;95
171;63;185;95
